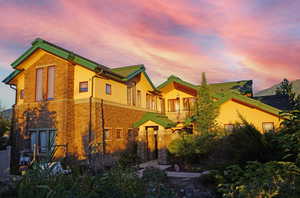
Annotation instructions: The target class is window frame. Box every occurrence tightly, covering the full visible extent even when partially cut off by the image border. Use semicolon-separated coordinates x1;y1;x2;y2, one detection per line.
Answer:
115;128;123;140
262;122;275;133
35;68;44;101
104;127;112;141
47;66;56;100
79;81;88;93
105;83;112;95
168;98;180;112
137;90;141;107
29;128;56;153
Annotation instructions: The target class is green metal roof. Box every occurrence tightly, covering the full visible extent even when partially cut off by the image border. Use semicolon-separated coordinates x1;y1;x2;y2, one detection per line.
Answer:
111;65;144;78
2;38;155;87
157;75;252;95
133;112;176;128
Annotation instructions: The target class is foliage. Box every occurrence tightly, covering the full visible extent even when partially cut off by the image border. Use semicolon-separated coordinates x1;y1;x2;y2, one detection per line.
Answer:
117;142;141;168
216;161;300;198
0;105;10;149
194;72;219;134
276;78;299;109
168;132;218;166
220;121;271;163
142;167;175;198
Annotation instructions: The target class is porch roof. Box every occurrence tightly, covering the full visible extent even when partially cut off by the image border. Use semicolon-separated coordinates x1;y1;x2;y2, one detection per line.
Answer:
133;112;176;128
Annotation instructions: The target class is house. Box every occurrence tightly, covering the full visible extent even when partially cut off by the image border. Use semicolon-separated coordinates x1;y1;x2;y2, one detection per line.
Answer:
2;38;283;170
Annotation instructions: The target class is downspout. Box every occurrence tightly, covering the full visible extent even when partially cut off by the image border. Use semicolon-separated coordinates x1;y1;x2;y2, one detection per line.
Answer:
9;84;17;174
88;69;103;160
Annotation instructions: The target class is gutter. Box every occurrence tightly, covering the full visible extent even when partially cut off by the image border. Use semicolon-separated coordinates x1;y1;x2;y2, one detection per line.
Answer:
9;84;17;174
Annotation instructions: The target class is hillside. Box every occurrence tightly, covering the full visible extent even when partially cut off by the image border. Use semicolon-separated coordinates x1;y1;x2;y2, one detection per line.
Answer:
255;79;300;96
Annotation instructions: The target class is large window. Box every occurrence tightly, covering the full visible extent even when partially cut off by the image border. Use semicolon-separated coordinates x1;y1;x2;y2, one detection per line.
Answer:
36;68;43;101
168;98;180;112
47;66;56;100
30;129;56;153
79;81;88;92
105;83;112;95
262;122;274;133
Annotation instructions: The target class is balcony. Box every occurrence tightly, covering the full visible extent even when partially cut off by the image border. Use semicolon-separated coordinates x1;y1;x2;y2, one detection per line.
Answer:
165;110;193;122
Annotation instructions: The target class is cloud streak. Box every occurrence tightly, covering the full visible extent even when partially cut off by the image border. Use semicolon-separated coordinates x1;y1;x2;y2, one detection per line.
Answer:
0;0;299;103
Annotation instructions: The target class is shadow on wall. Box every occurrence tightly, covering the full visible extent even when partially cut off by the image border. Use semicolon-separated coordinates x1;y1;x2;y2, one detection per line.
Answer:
11;102;58;174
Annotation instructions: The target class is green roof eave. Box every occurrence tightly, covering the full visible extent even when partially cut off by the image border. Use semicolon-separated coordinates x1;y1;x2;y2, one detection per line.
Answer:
133;112;176;128
8;38;124;82
216;92;281;116
2;70;21;84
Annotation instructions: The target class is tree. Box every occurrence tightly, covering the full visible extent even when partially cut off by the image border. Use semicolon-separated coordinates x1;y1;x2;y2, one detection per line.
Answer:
194;72;219;134
276;78;297;109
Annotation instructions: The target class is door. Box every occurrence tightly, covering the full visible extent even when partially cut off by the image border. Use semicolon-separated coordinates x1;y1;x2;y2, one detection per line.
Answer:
145;126;159;160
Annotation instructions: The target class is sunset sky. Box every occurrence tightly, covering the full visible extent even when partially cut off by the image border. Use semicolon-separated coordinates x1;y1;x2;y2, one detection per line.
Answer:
1;0;300;108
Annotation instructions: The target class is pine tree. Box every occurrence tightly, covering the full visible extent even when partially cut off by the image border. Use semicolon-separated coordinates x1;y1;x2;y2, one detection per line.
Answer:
194;72;219;134
276;78;297;109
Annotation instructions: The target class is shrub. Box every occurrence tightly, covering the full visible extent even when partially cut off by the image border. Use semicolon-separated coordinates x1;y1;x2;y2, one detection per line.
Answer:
168;133;217;166
216;161;300;198
142;167;175;198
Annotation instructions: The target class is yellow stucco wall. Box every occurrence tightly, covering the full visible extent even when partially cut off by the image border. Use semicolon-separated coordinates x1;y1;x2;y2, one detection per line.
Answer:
217;99;282;132
73;65;95;99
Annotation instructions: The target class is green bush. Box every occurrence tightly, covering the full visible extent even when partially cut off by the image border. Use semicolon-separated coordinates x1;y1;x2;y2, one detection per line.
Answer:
216;161;300;198
168;133;217;166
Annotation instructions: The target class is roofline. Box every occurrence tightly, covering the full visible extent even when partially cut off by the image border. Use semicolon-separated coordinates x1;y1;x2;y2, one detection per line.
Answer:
5;38;125;83
216;92;281;116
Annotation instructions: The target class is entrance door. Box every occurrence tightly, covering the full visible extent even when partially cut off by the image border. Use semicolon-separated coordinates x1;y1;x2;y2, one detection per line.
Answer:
145;126;158;161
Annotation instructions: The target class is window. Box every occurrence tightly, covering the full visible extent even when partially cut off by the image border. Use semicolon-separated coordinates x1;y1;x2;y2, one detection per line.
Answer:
137;90;141;107
104;128;112;140
127;87;132;105
151;96;157;110
79;81;88;92
168;98;180;112
30;129;56;153
20;89;24;100
47;66;56;99
262;122;274;133
105;83;111;95
146;93;151;109
127;85;136;106
183;97;195;111
36;68;43;101
116;128;123;139
224;124;234;132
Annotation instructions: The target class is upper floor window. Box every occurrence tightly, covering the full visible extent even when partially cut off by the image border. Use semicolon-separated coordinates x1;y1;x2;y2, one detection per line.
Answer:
79;81;88;92
20;89;24;100
36;68;43;101
105;84;112;95
127;84;136;106
262;122;274;133
47;66;56;100
168;98;180;112
137;90;141;107
151;95;157;110
146;93;151;109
